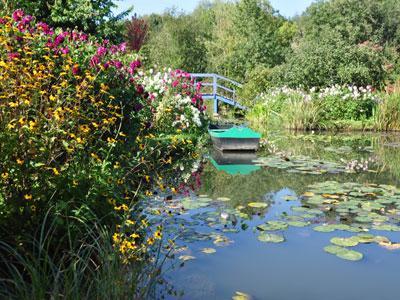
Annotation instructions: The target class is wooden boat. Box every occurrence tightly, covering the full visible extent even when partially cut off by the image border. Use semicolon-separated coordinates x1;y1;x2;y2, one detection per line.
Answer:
208;124;261;151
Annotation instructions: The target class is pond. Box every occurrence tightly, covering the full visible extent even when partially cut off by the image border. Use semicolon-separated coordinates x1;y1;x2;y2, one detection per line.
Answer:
146;132;400;300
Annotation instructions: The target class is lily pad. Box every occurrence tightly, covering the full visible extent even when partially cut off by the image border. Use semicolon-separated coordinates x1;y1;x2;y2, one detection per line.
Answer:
201;248;216;254
179;255;196;261
216;197;231;202
324;245;363;261
288;221;310;227
330;237;359;247
248;202;268;208
232;291;252;300
257;233;285;243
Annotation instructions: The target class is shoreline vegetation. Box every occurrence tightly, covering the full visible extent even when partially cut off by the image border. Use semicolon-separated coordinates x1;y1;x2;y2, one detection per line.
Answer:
0;9;207;298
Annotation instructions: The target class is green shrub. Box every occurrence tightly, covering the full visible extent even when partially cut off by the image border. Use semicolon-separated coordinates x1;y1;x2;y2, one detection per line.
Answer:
373;92;400;131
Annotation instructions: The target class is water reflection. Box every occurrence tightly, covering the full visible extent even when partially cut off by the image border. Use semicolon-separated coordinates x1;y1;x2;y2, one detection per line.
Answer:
209;149;261;175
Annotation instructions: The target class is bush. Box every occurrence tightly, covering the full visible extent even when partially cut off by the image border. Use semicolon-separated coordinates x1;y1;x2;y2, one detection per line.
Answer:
0;9;207;271
247;85;380;130
373;92;400;131
272;30;387;88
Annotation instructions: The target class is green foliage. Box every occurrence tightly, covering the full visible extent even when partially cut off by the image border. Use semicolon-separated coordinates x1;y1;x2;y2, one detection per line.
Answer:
373;92;400;131
239;66;274;102
300;0;400;45
2;0;130;41
144;10;209;72
272;30;386;88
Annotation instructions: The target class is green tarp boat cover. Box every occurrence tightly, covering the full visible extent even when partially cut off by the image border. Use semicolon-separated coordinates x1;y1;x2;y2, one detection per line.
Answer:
208;126;261;139
210;158;261;175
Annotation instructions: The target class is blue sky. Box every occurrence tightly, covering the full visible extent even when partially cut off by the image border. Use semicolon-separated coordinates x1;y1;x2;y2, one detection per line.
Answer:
115;0;316;18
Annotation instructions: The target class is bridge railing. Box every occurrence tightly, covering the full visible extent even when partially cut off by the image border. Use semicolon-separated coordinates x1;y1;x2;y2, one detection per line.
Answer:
191;73;245;113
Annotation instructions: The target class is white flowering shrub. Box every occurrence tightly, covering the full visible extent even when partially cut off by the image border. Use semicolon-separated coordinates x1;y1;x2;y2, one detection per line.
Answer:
139;69;207;134
255;85;380;121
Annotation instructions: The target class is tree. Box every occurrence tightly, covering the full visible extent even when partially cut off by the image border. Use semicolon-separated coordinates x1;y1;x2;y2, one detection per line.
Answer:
125;14;148;52
144;10;208;72
1;0;131;42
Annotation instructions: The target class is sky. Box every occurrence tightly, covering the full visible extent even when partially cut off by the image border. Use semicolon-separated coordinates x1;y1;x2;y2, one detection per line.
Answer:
115;0;316;18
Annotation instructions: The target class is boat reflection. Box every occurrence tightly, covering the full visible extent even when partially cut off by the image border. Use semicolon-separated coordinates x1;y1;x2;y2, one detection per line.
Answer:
209;149;261;175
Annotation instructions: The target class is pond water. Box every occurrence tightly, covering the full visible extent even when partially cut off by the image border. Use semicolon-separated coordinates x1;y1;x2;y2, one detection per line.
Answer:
147;132;400;300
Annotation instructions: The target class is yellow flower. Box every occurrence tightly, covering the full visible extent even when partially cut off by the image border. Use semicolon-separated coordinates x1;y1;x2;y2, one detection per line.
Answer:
113;233;121;243
24;194;32;200
130;233;140;238
49;95;56;101
16;158;24;165
126;220;135;226
18;117;26;125
147;237;155;245
171;187;177;194
108;198;116;206
52;168;60;176
145;175;150;183
79;125;90;133
117;179;124;185
28;121;37;131
113;162;121;169
154;230;162;240
31;205;36;212
141;219;149;227
1;172;9;180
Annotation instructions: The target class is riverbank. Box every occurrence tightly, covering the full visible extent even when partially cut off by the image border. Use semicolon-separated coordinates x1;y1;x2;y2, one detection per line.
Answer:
245;85;400;132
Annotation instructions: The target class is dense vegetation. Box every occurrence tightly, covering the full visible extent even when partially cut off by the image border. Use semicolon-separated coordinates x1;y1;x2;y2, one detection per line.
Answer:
0;8;207;298
137;0;400;130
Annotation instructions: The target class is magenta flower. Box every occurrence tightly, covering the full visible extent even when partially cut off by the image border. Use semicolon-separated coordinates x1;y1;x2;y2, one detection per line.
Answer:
37;22;53;35
112;60;123;69
8;52;20;60
172;80;179;88
118;42;127;52
97;46;107;56
61;47;69;55
21;15;33;25
90;55;100;67
79;33;88;42
12;9;24;22
72;65;80;75
128;60;141;74
0;18;6;24
136;85;144;94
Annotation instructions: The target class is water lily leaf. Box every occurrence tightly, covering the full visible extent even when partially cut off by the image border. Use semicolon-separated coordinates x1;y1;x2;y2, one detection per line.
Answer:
314;225;336;232
336;249;363;261
378;241;400;250
355;233;375;243
302;192;315;197
283;195;297;201
179;255;196;261
324;245;363;261
288;221;310;227
330;237;359;247
216;197;231;202
201;248;216;254
258;233;285;243
372;224;400;231
232;291;252;300
248;202;268;208
257;221;288;231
